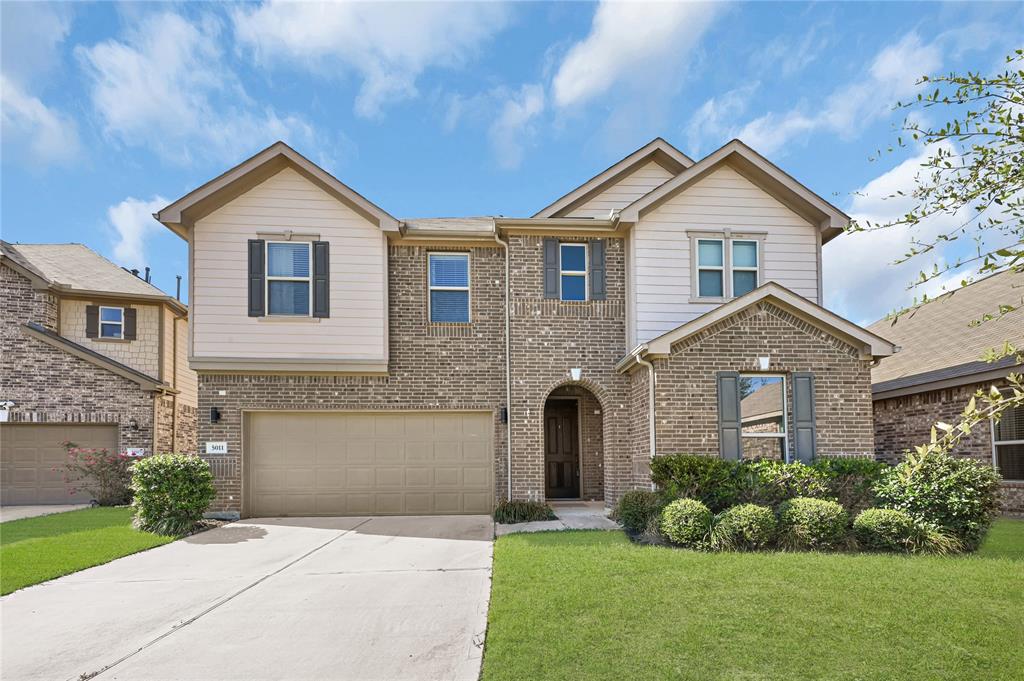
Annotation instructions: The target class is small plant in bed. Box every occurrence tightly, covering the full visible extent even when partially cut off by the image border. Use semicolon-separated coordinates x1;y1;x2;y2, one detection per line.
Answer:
659;498;713;549
778;497;849;551
712;503;777;551
493;500;556;524
131;454;216;536
58;440;134;506
611;489;669;535
852;508;960;555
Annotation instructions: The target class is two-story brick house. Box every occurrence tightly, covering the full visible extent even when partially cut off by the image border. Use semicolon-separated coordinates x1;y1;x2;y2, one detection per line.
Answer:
156;138;896;519
0;242;198;504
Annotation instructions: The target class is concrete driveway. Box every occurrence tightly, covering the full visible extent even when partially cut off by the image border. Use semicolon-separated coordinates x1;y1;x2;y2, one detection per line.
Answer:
1;515;493;681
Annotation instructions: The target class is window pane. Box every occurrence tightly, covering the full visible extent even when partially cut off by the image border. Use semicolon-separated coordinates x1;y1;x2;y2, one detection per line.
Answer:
560;244;586;272
697;240;723;267
995;402;1024;442
561;274;586;301
100;323;121;338
430;290;469;322
267;243;310;277
429;254;469;288
100;307;122;322
698;270;723;297
742;437;786;460
733;270;758;297
996;444;1024;480
733;241;758;268
740;376;785;433
268;280;310;315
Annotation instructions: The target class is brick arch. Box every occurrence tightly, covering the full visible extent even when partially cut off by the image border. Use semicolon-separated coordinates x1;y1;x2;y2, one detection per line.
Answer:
539;377;612;411
539;379;611;502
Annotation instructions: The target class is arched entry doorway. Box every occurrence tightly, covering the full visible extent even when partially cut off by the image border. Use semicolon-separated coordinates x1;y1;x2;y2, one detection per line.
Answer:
543;384;604;500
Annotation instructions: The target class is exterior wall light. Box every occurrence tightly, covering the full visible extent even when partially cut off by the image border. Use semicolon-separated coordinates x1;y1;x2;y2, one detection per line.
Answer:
569;368;582;382
128;418;139;431
758;356;771;371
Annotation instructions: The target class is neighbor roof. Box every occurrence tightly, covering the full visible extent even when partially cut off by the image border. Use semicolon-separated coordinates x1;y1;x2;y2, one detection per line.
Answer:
741;380;784;421
868;269;1024;398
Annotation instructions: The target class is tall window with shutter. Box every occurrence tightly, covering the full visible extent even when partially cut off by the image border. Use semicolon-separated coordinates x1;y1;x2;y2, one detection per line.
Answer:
248;239;329;318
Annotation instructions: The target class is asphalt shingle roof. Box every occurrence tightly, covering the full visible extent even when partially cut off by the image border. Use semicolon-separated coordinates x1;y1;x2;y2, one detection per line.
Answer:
2;242;172;298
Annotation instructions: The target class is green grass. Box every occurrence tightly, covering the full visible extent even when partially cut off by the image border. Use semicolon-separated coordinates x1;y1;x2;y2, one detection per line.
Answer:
0;507;175;595
482;519;1024;681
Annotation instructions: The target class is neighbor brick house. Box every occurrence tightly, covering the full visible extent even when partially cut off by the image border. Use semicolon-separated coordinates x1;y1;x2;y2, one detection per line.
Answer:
155;138;897;519
0;242;198;504
870;269;1024;514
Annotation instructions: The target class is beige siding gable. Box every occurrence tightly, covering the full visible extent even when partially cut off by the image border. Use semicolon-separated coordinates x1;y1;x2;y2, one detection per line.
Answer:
60;298;161;378
630;165;820;345
192;167;387;362
568;161;674;218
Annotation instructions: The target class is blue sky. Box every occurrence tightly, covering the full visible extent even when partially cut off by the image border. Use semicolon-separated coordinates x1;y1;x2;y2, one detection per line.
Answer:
2;1;1020;324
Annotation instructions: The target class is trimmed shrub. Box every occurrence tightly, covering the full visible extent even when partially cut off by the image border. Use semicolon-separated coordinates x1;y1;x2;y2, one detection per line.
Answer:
493;500;555;524
131;455;216;536
58;441;133;506
853;508;962;555
712;504;777;551
650;454;742;512
813;457;889;513
660;498;713;549
612;490;668;535
737;460;830;507
778;497;849;551
873;450;1002;551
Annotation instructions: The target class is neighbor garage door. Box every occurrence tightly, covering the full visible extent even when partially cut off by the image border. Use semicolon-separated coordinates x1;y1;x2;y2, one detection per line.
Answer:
246;411;493;517
0;424;119;505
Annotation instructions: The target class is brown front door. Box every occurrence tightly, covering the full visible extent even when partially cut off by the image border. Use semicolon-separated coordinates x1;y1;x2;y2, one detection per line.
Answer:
544;400;580;499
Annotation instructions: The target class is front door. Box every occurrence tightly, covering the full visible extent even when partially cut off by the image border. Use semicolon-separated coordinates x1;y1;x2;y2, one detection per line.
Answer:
544;400;580;499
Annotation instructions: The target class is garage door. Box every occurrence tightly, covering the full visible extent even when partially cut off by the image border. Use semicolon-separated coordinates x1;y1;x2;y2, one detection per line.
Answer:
246;411;494;517
0;424;119;505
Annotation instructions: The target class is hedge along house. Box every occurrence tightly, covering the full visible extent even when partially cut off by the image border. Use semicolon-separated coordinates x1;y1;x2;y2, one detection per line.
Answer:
156;138;896;519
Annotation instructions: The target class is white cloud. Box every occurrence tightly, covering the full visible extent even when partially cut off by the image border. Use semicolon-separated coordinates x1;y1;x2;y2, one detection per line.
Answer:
77;11;317;165
551;1;723;109
489;84;545;170
1;2;72;84
684;83;758;155
232;1;510;118
1;75;80;166
753;24;830;79
107;195;169;268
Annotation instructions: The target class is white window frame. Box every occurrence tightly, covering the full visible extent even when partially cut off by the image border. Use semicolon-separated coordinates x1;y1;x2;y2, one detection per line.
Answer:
696;238;726;299
265;241;313;317
427;252;471;323
98;305;124;339
991;396;1024;482
559;243;588;302
739;373;789;462
731;239;759;297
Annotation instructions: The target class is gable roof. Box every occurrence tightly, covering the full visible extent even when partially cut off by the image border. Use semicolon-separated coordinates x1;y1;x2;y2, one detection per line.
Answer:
868;269;1024;398
532;138;694;219
156;141;399;238
618;282;897;372
1;241;186;313
617;139;850;243
741;380;784;422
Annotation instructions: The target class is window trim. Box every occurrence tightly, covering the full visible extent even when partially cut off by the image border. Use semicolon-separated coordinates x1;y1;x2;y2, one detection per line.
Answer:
427;251;472;323
739;373;789;462
731;239;759;297
559;242;588;302
265;240;313;317
688;231;766;303
991;396;1024;482
98;305;124;339
696;238;725;299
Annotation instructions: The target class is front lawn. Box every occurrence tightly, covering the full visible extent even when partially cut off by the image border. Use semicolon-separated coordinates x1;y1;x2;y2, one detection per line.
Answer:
482;519;1024;681
0;507;174;595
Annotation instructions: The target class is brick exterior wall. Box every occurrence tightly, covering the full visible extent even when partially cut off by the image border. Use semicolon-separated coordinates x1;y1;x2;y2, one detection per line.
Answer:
153;397;198;454
874;380;1023;514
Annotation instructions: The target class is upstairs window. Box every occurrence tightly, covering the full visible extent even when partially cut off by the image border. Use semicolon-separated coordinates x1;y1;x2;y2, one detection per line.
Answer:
695;236;761;299
99;306;124;339
266;242;312;316
696;239;724;297
993;398;1024;481
560;243;587;301
732;240;759;296
429;253;470;322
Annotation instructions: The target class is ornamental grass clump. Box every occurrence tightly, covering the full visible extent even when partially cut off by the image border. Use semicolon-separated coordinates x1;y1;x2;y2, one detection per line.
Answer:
659;498;713;549
131;454;215;536
493;500;556;524
778;497;849;551
711;503;777;551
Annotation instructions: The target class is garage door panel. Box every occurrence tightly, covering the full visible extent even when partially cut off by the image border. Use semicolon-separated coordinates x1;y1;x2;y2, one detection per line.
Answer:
246;412;493;517
1;424;117;505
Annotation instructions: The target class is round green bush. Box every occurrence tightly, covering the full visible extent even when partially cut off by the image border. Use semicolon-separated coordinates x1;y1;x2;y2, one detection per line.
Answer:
853;508;917;552
712;503;777;551
613;490;669;535
659;498;713;549
131;454;215;536
778;497;849;551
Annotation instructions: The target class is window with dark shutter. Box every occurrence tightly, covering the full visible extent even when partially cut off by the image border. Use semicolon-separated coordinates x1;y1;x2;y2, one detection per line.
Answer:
85;305;99;338
717;371;743;460
312;241;330;318
589;239;606;300
248;239;265;317
123;308;137;340
543;237;559;299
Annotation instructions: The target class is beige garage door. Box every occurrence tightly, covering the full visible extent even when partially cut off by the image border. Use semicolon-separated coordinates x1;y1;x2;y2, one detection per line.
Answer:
246;411;494;517
1;424;119;505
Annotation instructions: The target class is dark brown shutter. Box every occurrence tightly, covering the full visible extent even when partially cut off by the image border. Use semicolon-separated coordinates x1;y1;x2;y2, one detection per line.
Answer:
85;305;99;338
248;239;265;317
589;239;606;300
543;237;559;299
123;308;137;340
717;371;743;460
792;372;817;463
312;241;330;318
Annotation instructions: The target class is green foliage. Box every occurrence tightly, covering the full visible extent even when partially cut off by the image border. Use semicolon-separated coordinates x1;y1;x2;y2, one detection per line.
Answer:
650;454;741;512
493;500;556;524
59;441;133;506
712;504;777;551
873;450;1002;551
737;460;830;507
778;497;849;551
812;457;889;513
611;490;668;535
853;508;961;555
659;498;713;549
130;455;216;536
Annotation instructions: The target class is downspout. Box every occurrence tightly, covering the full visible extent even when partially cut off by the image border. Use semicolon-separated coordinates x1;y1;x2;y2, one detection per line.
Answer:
493;229;513;501
632;347;656;461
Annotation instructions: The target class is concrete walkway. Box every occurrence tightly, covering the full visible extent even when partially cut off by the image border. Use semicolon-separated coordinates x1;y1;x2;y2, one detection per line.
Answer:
496;500;620;536
1;515;494;681
0;504;90;522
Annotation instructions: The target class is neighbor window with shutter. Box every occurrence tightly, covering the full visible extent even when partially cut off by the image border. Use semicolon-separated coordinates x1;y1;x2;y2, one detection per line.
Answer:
559;243;587;301
99;306;124;339
739;375;788;460
428;253;470;323
993;397;1024;481
266;242;312;316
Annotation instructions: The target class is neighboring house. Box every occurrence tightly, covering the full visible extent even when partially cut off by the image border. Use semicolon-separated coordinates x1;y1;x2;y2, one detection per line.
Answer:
156;138;896;519
0;242;198;504
870;269;1024;514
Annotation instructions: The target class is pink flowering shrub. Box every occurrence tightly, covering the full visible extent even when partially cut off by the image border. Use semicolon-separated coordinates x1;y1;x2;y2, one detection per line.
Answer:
57;441;134;506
